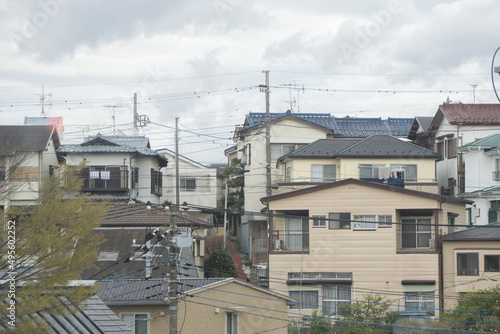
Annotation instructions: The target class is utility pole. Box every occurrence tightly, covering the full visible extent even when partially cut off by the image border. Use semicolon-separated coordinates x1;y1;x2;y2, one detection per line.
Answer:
223;182;228;249
38;85;52;117
175;117;180;206
470;84;477;103
262;70;272;196
103;105;123;135
168;206;179;334
133;93;138;135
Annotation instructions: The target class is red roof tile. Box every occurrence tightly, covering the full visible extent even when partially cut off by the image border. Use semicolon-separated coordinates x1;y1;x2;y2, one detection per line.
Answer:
439;103;500;124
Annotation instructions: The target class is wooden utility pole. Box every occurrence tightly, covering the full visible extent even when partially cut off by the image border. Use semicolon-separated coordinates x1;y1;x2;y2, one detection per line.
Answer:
263;70;271;196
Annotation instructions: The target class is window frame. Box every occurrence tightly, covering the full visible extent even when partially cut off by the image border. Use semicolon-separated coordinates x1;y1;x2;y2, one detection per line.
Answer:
311;164;336;182
378;215;392;228
485;255;500;272
150;169;162;196
353;215;376;230
226;312;238;334
401;217;433;250
457;253;479;276
121;312;149;334
289;289;319;310
404;291;435;316
312;215;327;228
180;177;197;191
329;213;351;230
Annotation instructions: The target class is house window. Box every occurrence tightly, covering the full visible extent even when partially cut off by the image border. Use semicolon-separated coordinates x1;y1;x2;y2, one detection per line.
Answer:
447;138;457;159
405;292;435;316
312;215;326;228
121;313;148;334
485;255;500;272
353;215;376;230
494;159;500;181
226;312;238;334
378;215;392;227
447;213;457;234
311;164;336;182
0;167;5;181
131;167;139;190
270;144;303;161
401;217;432;249
83;166;128;191
457;253;479;276
180;177;197;191
150;169;162;196
289;289;319;310
359;164;384;179
390;164;417;181
329;213;351;229
436;141;444;160
488;200;500;224
284;217;309;251
322;284;351;316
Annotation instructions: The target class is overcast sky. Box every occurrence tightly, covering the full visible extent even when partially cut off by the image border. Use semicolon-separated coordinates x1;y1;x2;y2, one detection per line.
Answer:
1;0;500;164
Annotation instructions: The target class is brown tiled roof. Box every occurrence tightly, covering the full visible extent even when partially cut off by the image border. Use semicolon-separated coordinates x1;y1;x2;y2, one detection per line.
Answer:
0;125;60;155
439;103;500;124
102;202;211;227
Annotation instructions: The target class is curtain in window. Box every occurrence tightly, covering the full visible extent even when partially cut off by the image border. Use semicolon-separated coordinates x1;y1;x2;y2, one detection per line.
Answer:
285;218;303;251
311;165;322;181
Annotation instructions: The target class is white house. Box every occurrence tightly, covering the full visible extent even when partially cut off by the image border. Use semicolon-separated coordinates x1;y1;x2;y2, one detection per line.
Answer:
58;134;168;204
0;125;62;209
428;103;500;196
157;148;226;222
457;134;500;225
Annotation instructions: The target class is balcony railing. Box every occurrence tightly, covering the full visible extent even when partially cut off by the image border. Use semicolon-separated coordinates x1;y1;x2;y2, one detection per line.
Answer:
271;230;309;252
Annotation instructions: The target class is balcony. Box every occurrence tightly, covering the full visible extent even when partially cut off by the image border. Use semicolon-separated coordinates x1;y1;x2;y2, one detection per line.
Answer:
271;230;309;252
81;166;128;192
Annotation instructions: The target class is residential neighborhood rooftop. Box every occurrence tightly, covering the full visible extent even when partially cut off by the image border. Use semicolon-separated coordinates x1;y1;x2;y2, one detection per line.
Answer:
0;125;60;155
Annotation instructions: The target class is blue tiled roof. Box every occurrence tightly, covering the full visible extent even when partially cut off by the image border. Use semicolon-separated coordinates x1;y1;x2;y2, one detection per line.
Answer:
242;110;413;137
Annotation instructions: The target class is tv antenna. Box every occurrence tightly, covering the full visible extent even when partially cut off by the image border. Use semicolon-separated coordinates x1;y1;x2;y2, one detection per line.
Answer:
103;105;123;135
37;85;52;116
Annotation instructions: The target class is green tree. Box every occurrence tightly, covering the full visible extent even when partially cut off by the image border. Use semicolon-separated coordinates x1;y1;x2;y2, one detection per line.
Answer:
221;158;245;211
310;309;334;333
0;167;109;332
440;285;500;332
335;294;397;333
204;247;237;278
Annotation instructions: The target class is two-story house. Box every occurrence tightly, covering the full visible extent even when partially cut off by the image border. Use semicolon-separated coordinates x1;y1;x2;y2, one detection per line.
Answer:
428;103;500;196
0;125;62;209
442;224;500;311
457;134;500;225
261;178;471;318
58;134;168;204
229;110;413;257
276;135;441;194
157;148;226;222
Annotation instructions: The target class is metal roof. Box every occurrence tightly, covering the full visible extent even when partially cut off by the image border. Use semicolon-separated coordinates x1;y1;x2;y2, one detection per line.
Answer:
98;278;225;305
458;133;500;151
439;103;500;125
442;223;500;240
241;110;413;137
281;135;440;160
0;295;132;333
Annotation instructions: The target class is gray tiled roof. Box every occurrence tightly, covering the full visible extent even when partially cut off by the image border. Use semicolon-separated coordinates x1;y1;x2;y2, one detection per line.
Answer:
242;110;413;137
0;125;60;155
98;278;225;305
1;295;131;333
281;135;440;160
58;134;168;167
442;223;500;240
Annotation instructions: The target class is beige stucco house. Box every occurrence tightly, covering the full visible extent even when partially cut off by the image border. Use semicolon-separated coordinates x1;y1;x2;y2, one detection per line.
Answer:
261;178;471;319
98;278;294;334
276;135;440;194
442;224;500;311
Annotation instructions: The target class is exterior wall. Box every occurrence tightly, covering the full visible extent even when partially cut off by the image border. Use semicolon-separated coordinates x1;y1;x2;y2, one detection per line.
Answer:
110;282;290;334
65;152;163;204
267;183;468;317
282;157;437;185
159;149;220;220
239;118;329;213
435;118;500;195
442;240;500;311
